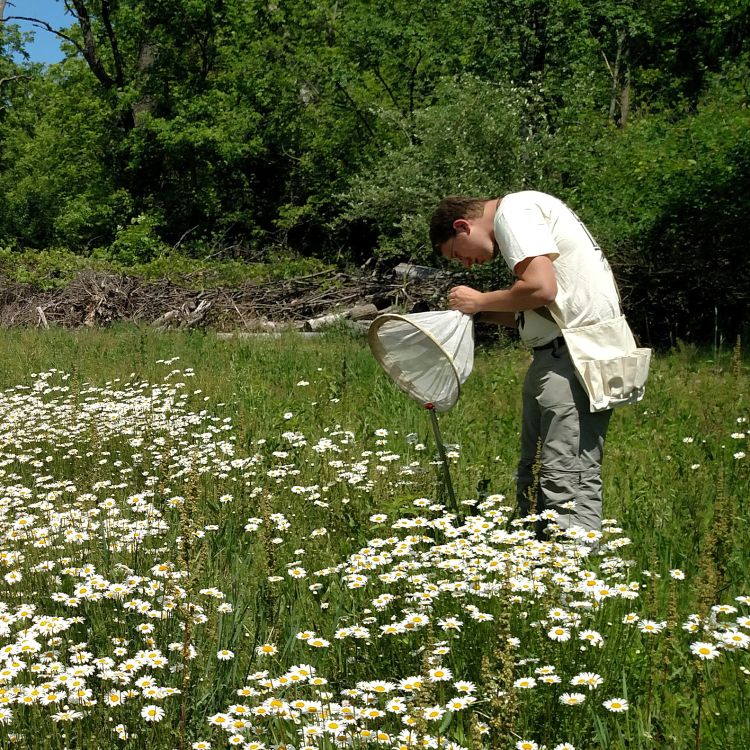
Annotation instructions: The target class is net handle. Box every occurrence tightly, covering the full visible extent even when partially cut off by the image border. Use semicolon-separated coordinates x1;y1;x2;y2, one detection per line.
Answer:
425;402;459;516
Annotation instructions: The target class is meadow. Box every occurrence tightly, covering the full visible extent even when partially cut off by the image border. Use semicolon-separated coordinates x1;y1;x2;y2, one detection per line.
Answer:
0;326;746;750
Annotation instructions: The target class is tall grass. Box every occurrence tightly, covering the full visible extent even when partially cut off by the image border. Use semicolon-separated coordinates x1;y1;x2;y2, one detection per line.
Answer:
0;326;746;750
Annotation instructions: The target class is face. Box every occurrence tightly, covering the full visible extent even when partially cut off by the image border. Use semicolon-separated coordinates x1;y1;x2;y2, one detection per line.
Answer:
440;219;494;268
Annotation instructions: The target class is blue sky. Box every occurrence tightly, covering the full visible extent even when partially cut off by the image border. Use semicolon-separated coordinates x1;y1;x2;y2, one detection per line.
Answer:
7;0;72;64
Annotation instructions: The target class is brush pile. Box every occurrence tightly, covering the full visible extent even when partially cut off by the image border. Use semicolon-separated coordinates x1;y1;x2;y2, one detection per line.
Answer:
0;265;454;331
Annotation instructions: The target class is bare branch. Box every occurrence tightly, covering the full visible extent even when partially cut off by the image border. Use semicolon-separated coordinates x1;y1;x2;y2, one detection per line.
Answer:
5;15;85;58
100;0;125;88
0;74;31;85
67;0;116;89
333;80;379;142
407;49;423;121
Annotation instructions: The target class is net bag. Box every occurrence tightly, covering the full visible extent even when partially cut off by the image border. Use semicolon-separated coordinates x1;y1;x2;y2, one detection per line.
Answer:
368;310;474;412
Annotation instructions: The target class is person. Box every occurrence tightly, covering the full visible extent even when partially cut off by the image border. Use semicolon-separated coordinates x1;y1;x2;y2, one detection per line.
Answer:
430;191;621;539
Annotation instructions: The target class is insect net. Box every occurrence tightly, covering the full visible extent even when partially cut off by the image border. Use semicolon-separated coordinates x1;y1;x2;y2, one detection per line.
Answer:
367;310;475;412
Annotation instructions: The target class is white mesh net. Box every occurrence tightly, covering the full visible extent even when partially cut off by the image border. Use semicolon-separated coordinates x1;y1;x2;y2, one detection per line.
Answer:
368;311;475;412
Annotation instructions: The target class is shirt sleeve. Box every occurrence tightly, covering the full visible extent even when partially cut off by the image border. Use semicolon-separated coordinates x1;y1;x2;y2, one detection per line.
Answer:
493;195;560;272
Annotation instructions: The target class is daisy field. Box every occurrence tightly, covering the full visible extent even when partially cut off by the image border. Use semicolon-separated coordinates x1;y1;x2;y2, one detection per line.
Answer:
0;327;746;750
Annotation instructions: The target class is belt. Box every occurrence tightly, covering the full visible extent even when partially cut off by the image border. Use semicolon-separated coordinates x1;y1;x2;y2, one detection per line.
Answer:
532;335;565;352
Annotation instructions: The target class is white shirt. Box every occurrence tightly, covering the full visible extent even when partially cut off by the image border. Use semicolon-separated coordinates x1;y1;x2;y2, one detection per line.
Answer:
493;191;620;347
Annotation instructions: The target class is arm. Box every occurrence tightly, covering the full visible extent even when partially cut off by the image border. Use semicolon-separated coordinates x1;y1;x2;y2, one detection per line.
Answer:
447;255;557;315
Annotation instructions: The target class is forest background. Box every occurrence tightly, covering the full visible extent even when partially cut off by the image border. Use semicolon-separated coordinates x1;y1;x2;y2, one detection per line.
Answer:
0;0;749;347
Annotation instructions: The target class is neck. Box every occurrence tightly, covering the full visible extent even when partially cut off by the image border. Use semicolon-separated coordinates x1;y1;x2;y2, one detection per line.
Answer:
481;198;499;229
485;198;500;256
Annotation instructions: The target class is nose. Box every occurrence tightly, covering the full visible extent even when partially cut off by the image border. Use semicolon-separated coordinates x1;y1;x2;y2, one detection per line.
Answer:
461;258;473;268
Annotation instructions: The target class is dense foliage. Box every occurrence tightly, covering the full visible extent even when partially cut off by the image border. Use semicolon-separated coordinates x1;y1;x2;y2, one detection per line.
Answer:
1;0;749;344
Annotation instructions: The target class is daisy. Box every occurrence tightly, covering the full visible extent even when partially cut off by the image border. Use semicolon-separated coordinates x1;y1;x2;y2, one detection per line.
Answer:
603;697;629;712
712;604;738;615
548;626;571;642
324;718;345;733
539;674;562;684
386;698;407;713
559;692;586;706
428;666;452;682
208;713;231;726
535;665;557;675
548;607;569;620
141;704;165;722
423;705;445;721
579;630;603;647
719;630;750;648
638;620;666;635
399;676;423;692
114;723;129;740
306;637;330;648
365;680;397;694
52;709;83;722
255;643;278;657
690;642;721;660
104;690;125;706
570;672;603;690
438;617;463;631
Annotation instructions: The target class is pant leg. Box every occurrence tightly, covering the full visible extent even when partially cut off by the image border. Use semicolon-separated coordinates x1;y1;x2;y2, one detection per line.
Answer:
535;346;611;533
516;362;542;518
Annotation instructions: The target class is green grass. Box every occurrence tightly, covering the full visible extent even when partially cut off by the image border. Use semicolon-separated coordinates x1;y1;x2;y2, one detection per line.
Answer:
0;327;746;750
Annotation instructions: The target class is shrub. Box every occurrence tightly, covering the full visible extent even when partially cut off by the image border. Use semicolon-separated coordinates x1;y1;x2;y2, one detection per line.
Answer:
337;76;532;266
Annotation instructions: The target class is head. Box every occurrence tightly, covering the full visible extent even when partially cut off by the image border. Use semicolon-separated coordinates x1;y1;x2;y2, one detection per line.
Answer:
429;196;496;268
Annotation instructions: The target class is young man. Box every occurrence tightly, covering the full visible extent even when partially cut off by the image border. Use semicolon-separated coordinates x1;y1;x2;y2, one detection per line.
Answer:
430;192;621;537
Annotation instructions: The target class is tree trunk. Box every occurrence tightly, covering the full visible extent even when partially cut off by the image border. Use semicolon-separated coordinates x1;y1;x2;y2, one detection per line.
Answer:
132;42;156;122
620;61;631;127
609;27;630;128
608;31;622;121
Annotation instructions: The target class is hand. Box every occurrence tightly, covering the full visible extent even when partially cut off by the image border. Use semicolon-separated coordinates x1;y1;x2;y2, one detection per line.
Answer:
447;285;484;315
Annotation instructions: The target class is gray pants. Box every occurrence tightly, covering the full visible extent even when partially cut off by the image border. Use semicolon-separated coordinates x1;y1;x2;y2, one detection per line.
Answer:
516;341;611;535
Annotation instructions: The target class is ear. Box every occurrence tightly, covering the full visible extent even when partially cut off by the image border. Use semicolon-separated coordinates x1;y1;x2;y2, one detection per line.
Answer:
452;218;471;234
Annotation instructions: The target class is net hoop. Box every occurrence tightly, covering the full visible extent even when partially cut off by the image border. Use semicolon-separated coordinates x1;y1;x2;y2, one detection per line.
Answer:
368;312;463;412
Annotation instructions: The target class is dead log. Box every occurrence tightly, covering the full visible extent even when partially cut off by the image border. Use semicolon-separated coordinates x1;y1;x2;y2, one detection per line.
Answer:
349;302;379;321
303;312;348;331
